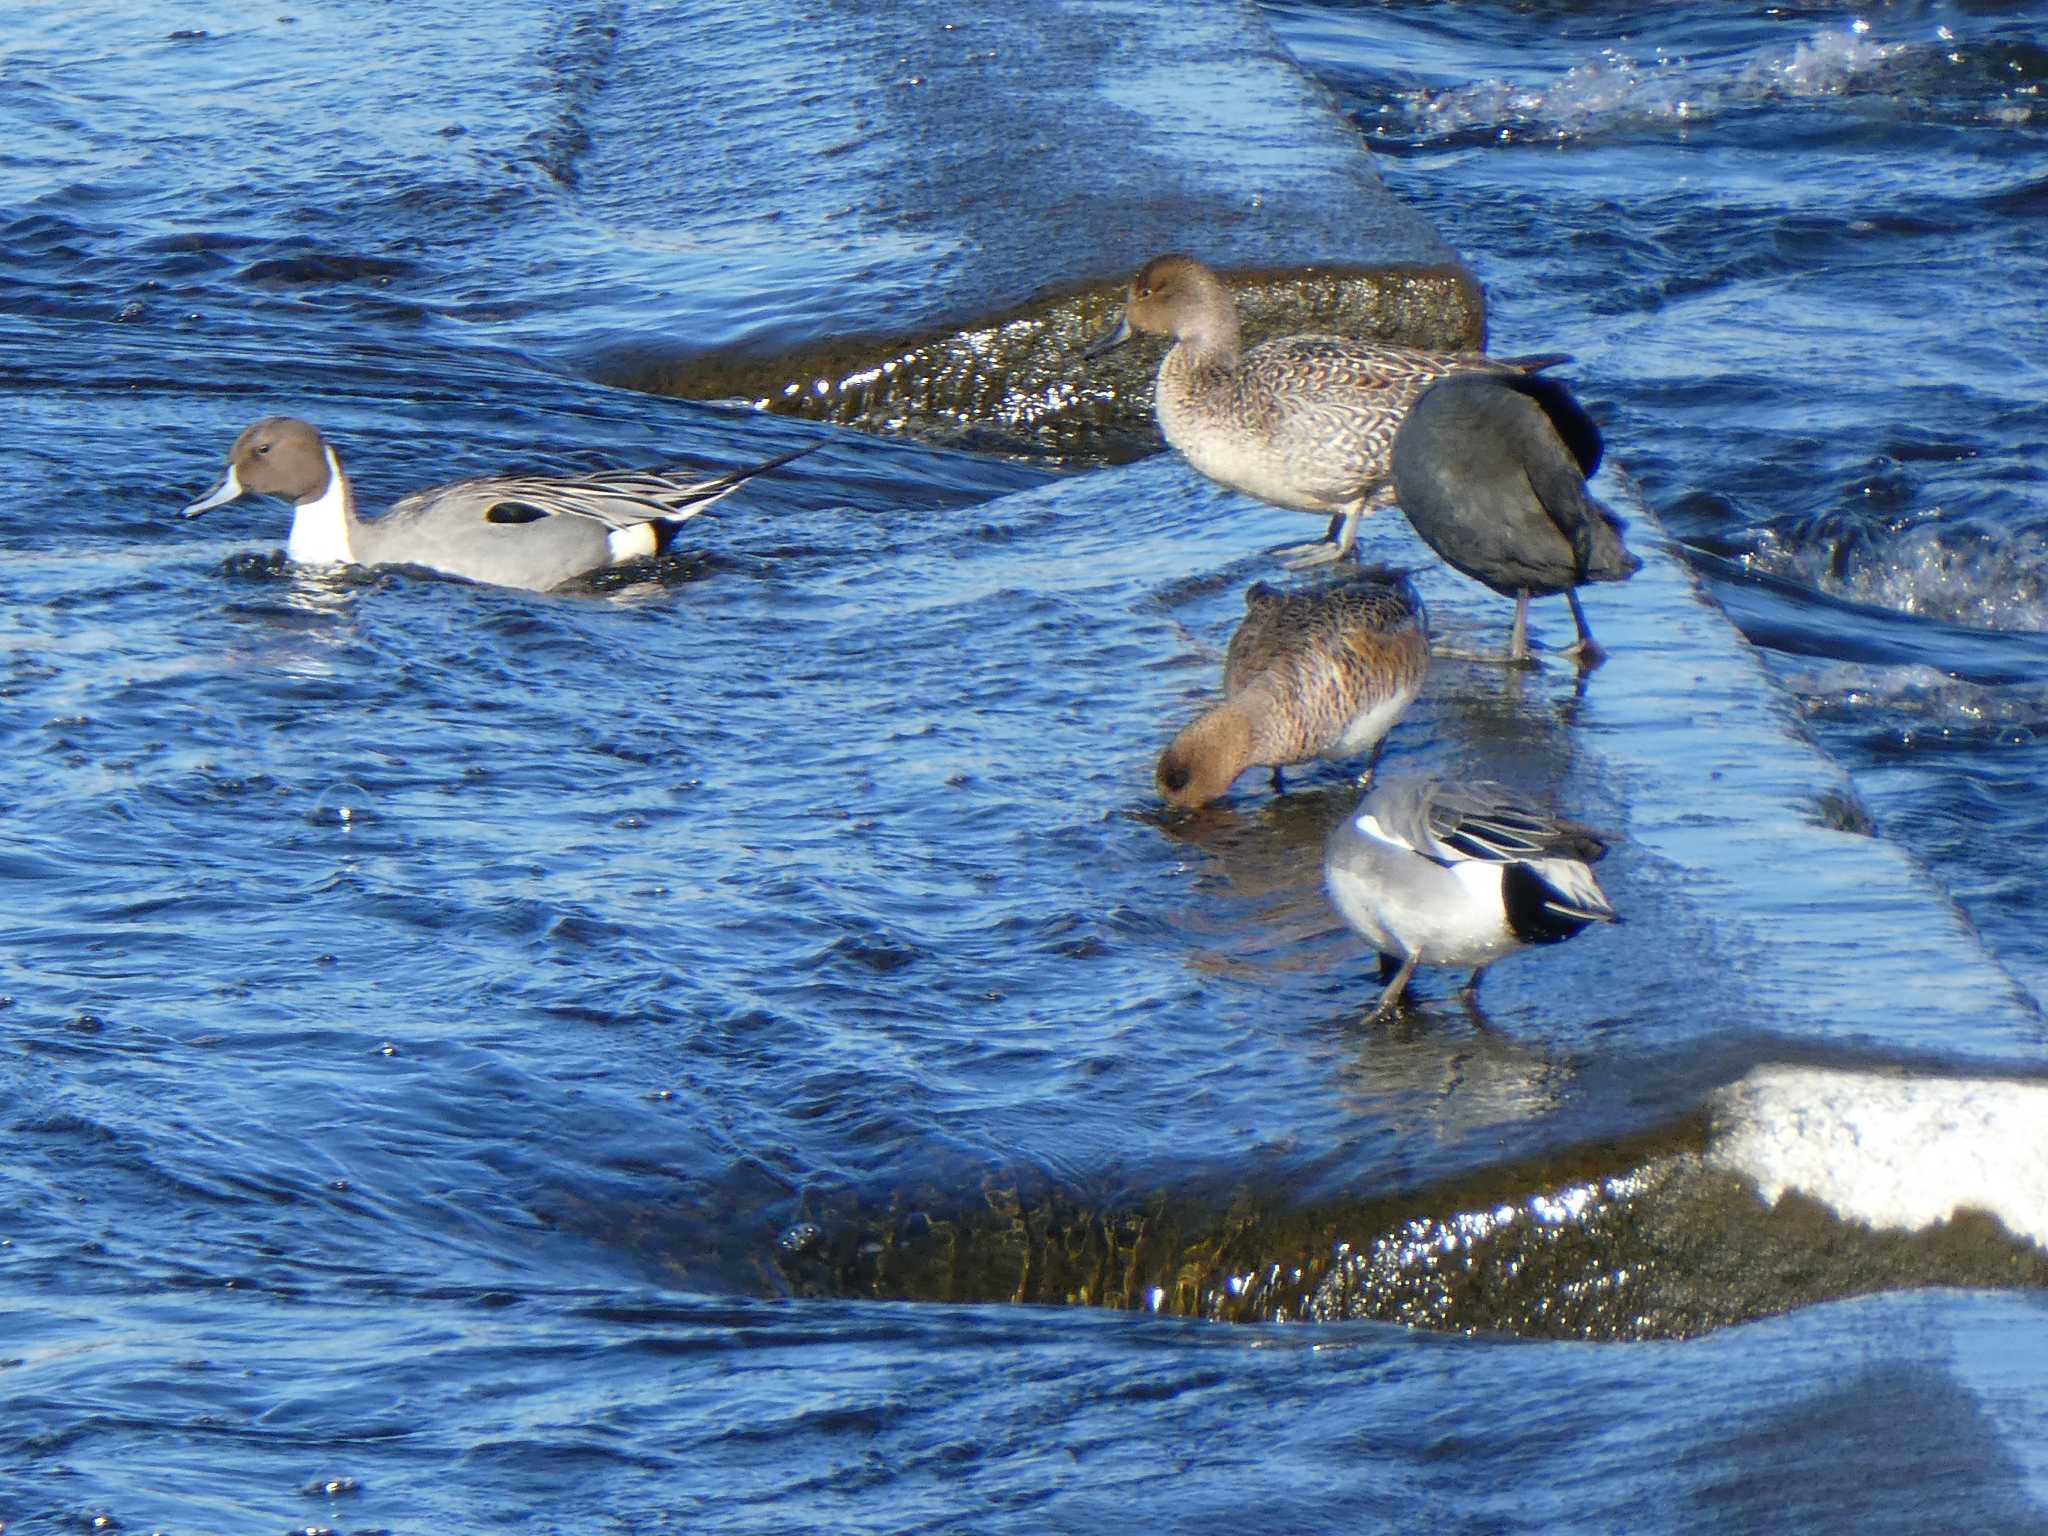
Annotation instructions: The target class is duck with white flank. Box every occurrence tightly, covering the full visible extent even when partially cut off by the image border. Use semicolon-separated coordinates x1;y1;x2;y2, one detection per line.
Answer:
1157;572;1428;810
182;417;817;592
1391;371;1640;664
1324;777;1617;1021
1087;253;1566;568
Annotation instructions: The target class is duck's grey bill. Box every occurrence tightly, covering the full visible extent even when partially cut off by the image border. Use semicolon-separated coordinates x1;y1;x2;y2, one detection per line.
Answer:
182;469;242;517
1083;313;1133;360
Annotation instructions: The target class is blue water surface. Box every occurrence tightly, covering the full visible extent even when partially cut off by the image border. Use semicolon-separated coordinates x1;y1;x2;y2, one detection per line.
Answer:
3;0;2047;1530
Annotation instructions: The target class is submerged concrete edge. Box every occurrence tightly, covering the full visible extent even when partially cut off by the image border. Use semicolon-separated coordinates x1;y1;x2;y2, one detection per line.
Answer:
596;261;1484;460
629;0;2048;1331
588;0;1483;455
761;444;2048;1335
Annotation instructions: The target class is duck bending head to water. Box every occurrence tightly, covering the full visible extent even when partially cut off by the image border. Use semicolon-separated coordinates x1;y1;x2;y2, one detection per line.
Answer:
1157;570;1429;810
1089;253;1568;569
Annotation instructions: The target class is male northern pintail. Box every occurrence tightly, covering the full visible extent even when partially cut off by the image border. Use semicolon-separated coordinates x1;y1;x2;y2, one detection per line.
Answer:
1087;252;1567;568
182;417;817;592
1157;571;1428;809
1391;372;1640;664
1324;777;1617;1021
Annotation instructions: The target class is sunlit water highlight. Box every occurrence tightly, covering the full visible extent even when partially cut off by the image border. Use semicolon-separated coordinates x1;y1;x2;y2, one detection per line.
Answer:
4;0;2048;1529
1271;0;2048;997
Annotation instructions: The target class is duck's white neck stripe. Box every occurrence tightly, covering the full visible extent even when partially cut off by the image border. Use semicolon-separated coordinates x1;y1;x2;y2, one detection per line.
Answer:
287;446;355;565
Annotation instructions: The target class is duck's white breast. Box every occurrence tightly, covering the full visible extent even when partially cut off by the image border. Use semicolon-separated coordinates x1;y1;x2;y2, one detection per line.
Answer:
1327;816;1521;966
1155;353;1338;515
285;449;355;565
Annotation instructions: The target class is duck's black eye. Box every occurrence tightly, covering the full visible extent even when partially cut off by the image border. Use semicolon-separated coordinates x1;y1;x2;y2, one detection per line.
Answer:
1136;286;1151;299
254;443;271;456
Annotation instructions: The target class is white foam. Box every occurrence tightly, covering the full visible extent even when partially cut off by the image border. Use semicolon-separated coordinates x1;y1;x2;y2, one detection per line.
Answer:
1710;1064;2048;1253
1737;27;1905;100
1388;22;1909;142
1780;660;2043;745
1747;521;2048;634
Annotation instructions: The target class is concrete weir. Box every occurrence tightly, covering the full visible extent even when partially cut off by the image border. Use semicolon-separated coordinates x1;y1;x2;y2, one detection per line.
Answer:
765;459;2048;1336
591;0;1480;456
602;1;2048;1329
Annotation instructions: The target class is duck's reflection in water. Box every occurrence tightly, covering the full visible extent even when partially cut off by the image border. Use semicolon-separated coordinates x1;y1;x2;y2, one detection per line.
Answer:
1329;998;1573;1140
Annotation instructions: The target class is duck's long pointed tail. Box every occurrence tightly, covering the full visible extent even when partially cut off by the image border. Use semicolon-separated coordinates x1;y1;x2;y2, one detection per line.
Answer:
642;441;824;550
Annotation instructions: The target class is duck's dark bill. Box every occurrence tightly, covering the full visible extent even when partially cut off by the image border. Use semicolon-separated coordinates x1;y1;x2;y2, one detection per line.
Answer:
1083;313;1132;359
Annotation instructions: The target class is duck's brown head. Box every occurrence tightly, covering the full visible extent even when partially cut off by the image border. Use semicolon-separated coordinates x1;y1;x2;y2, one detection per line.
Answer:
184;416;332;514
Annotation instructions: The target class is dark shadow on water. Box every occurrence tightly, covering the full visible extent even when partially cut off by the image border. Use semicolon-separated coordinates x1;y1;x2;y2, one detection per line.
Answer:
1670;1360;2048;1536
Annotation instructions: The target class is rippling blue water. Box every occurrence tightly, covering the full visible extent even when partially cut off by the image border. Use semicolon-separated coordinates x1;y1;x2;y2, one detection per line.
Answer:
5;0;2048;1529
1271;0;2048;995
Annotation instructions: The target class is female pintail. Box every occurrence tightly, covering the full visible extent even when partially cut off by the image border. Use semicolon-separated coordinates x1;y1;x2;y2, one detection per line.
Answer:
1157;571;1428;810
1324;776;1617;1021
1390;371;1640;664
182;417;817;592
1088;253;1568;568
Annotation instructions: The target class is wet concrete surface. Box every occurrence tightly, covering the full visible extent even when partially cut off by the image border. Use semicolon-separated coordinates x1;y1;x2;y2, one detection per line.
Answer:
766;454;2048;1335
584;0;1480;449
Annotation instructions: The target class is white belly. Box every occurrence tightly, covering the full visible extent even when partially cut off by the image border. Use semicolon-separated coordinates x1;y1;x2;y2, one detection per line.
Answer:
1155;371;1336;515
1333;690;1414;758
1325;854;1521;968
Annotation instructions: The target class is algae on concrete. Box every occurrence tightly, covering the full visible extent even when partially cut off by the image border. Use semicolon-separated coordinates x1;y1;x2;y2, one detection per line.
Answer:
602;264;1482;460
592;0;2048;1341
771;1110;2048;1341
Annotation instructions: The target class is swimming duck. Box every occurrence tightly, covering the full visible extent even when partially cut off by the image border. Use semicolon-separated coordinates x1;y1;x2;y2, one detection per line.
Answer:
1157;571;1428;809
1324;776;1617;1021
182;416;817;592
1390;371;1639;663
1087;252;1566;567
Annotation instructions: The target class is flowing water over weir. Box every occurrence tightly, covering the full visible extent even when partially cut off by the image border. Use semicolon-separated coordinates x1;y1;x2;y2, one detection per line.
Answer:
575;0;1482;455
4;0;2048;1529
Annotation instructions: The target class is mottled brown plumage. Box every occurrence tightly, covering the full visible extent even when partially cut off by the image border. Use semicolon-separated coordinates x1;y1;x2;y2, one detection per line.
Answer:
1157;572;1430;809
1089;253;1566;567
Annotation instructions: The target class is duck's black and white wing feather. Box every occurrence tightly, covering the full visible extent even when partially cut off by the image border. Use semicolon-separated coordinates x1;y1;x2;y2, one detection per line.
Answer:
393;443;819;532
1414;780;1617;937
